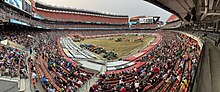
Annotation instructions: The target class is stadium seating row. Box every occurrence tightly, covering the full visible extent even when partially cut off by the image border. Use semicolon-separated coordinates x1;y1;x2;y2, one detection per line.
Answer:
93;31;201;92
131;24;159;29
35;9;128;24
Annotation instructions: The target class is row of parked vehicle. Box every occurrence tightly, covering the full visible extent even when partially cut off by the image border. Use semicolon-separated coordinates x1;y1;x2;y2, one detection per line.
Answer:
80;43;118;60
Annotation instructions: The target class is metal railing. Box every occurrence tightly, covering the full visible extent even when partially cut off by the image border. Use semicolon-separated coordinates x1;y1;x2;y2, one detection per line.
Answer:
190;41;205;92
172;30;206;92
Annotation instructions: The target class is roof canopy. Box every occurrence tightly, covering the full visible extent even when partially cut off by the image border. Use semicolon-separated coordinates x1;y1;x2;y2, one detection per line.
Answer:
144;0;220;23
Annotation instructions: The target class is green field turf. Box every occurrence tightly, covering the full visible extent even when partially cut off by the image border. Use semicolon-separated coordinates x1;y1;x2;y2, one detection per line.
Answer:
75;35;155;59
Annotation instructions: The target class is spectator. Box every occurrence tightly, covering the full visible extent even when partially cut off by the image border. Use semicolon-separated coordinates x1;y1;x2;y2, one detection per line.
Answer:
42;76;49;86
32;71;37;82
48;87;54;92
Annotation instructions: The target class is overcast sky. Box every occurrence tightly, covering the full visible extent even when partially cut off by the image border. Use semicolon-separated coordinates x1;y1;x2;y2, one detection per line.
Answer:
38;0;172;22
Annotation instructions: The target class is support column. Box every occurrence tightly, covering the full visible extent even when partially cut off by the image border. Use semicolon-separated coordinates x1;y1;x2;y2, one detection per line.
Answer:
215;21;219;33
198;22;201;31
213;22;216;32
217;21;220;33
204;23;207;31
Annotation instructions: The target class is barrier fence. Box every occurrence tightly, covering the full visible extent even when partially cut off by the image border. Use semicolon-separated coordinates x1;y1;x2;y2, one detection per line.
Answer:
190;41;205;92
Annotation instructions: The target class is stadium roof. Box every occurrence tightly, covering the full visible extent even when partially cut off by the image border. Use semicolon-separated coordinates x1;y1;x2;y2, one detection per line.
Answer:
144;0;192;21
35;1;128;18
144;0;220;22
166;15;180;23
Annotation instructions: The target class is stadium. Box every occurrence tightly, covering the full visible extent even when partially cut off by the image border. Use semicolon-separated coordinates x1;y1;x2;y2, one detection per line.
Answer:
0;0;219;92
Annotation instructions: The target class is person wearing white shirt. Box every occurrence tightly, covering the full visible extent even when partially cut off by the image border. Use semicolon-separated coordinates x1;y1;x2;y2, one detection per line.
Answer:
77;79;83;86
32;72;36;79
134;81;139;88
32;71;37;81
119;79;124;84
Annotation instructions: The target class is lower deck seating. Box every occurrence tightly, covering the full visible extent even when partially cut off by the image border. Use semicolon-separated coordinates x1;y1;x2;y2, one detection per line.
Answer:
0;28;202;92
95;31;201;92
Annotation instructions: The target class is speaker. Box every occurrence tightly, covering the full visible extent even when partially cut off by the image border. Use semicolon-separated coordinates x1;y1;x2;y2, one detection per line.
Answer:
191;7;196;15
191;15;197;21
191;7;197;21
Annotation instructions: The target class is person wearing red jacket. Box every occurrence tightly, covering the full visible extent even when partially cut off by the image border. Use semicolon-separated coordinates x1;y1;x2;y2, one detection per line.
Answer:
120;86;126;92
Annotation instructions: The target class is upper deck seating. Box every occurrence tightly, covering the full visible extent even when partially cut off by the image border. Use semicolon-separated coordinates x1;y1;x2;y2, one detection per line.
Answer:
35;9;128;24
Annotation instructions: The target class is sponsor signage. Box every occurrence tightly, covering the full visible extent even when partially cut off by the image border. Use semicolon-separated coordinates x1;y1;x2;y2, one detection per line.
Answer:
5;0;22;9
9;19;30;26
22;0;32;13
139;18;153;24
5;0;32;14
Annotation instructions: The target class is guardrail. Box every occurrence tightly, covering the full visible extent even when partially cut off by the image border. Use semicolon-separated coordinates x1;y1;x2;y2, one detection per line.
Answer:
176;30;207;92
190;41;205;92
173;30;205;92
19;79;26;92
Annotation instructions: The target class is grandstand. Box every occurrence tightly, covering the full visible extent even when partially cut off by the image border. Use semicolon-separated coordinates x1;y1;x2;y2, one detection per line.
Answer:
34;1;128;24
0;0;219;92
130;16;162;29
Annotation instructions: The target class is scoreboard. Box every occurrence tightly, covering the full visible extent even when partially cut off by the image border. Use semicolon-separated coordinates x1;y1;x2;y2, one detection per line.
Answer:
139;18;153;24
4;0;32;14
139;16;160;24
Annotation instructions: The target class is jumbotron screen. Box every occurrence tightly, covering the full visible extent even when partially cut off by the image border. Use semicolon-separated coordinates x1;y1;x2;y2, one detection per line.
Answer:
139;16;160;24
4;0;31;13
22;0;31;13
139;17;153;24
5;0;23;9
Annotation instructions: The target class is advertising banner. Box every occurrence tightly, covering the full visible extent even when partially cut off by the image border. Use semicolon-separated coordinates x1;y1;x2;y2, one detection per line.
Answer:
22;0;31;13
5;0;23;10
130;22;137;25
9;19;30;26
139;18;153;24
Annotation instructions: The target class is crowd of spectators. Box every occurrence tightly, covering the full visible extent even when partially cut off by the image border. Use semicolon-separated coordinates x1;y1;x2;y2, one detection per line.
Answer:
30;30;155;91
94;31;200;92
0;27;97;91
24;30;94;91
0;27;155;91
0;45;28;78
41;23;128;29
131;24;159;29
0;26;38;79
0;19;202;92
180;29;220;47
0;1;205;92
0;28;33;78
0;29;35;48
